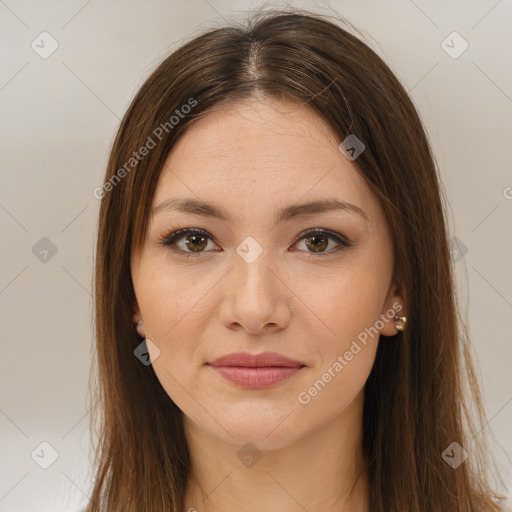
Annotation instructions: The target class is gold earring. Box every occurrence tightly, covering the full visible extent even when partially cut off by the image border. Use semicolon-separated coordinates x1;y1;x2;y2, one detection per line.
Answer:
394;315;407;332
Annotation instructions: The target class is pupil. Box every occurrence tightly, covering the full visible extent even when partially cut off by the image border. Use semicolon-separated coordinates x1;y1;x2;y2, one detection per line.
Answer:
184;234;329;253
187;235;207;252
306;235;327;252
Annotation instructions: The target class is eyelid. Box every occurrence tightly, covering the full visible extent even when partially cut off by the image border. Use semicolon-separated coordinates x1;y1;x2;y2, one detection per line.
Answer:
292;227;351;247
289;228;352;258
157;226;219;257
158;226;352;257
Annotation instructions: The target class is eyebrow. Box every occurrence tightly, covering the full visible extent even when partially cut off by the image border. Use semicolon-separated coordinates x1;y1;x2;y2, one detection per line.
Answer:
152;197;369;223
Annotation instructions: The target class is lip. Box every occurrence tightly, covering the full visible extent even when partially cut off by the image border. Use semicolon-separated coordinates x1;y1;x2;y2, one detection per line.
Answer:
208;351;305;368
207;351;306;389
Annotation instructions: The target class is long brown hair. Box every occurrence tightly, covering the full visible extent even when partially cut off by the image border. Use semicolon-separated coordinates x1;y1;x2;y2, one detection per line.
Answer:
87;7;503;511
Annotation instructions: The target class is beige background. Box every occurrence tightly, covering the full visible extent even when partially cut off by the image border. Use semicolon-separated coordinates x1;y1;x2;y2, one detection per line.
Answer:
1;0;511;510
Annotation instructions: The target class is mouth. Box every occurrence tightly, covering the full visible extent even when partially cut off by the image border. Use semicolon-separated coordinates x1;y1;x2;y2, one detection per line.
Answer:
206;351;306;389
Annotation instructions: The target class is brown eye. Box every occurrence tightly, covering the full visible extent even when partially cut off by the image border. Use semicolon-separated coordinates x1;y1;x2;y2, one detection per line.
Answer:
304;234;329;252
159;227;351;259
293;228;351;256
184;233;208;252
159;228;218;257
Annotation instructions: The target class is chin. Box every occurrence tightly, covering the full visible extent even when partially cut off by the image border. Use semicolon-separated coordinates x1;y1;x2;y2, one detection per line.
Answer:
185;402;304;450
235;413;306;448
219;424;301;452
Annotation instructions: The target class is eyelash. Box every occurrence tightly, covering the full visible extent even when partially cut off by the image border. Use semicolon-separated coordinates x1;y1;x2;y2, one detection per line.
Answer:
157;225;353;258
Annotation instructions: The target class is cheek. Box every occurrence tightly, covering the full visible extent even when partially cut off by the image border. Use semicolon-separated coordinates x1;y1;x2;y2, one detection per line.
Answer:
306;299;380;410
296;272;383;415
139;279;208;414
296;260;386;401
133;268;211;397
298;261;388;350
296;340;377;427
136;261;209;340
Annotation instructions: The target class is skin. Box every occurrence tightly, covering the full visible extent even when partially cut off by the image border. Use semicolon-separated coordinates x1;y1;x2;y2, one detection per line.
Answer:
130;95;405;512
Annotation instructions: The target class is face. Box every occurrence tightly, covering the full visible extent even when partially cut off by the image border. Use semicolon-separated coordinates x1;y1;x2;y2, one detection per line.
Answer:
130;96;403;451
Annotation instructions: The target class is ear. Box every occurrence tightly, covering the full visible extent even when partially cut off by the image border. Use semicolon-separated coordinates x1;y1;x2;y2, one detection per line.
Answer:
132;300;146;338
379;281;407;337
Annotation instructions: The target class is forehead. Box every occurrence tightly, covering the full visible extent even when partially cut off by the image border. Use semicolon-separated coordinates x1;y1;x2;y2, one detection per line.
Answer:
164;96;342;169
152;97;377;222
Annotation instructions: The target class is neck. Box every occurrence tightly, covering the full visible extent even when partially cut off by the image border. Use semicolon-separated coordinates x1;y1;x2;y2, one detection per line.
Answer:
183;392;370;512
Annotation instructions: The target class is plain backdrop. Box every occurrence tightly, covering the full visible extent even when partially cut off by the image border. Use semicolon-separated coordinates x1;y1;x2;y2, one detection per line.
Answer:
1;0;511;510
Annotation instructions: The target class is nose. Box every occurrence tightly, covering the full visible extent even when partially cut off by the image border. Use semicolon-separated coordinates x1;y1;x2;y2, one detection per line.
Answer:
219;249;292;335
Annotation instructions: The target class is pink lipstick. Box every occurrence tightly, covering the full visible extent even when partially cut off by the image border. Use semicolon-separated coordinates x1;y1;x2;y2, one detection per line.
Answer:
207;351;306;389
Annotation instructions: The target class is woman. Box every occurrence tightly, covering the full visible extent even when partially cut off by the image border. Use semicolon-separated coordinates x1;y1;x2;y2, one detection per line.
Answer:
87;8;505;511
